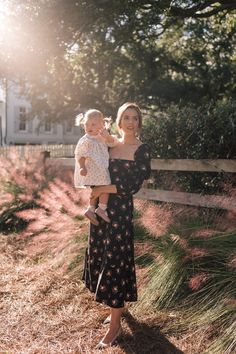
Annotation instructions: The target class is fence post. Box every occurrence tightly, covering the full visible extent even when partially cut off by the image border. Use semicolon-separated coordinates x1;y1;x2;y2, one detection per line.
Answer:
40;150;50;171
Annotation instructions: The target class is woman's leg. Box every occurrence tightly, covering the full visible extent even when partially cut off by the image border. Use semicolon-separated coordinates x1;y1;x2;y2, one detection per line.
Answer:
101;307;123;344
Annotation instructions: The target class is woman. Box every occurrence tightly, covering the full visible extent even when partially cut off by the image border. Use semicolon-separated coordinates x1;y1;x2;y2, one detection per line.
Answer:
82;102;151;348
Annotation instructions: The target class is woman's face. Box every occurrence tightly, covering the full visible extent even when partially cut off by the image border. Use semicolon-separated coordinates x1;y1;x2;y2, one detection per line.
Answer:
84;117;103;136
119;108;140;136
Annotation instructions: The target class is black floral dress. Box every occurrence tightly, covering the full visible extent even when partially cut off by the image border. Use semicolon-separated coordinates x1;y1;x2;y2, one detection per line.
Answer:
82;144;151;308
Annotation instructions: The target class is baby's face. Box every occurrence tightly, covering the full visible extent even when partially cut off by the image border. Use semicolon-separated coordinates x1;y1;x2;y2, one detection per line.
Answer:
84;117;103;136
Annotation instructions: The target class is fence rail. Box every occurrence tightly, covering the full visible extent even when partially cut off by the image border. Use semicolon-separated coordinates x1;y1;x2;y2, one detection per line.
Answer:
47;157;236;173
0;144;76;158
1;145;235;210
151;159;236;173
47;157;236;211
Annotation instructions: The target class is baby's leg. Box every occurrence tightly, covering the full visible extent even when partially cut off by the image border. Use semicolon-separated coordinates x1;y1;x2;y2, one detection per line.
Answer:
89;195;97;211
84;188;99;226
99;193;109;207
95;192;110;223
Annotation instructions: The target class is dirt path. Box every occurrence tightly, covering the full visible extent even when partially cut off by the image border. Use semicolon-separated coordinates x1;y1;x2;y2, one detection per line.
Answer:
0;233;188;354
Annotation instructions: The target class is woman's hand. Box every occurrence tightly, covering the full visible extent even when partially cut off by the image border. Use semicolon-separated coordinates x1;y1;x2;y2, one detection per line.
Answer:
90;185;117;202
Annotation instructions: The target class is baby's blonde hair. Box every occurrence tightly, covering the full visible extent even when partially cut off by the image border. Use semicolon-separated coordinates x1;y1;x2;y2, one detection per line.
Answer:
76;109;112;129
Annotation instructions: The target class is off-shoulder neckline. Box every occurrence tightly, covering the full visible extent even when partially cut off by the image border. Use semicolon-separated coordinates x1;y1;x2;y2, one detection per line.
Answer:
109;143;148;162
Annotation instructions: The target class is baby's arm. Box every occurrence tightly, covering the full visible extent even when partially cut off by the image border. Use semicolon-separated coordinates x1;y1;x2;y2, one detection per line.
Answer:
99;128;119;147
78;156;87;176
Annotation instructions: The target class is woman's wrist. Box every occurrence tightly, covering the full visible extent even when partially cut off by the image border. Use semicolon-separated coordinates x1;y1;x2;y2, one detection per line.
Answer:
105;185;117;194
97;186;106;194
95;185;117;194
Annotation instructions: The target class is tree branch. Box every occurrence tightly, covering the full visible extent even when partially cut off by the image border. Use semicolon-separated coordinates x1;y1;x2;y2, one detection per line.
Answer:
169;1;236;18
193;3;236;18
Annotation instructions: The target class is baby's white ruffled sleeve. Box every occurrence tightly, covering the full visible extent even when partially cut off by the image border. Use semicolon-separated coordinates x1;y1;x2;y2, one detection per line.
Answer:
74;138;91;160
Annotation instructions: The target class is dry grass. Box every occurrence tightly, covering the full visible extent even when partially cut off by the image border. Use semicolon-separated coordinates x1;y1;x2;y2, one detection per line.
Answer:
1;153;234;353
0;225;184;354
0;233;211;354
1;204;228;354
0;228;186;354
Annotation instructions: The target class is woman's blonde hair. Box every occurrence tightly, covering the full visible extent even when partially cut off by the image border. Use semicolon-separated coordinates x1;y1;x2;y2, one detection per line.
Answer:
116;102;142;130
76;109;112;128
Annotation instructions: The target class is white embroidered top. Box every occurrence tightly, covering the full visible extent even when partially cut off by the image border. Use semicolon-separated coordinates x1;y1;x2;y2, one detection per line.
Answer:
74;134;118;188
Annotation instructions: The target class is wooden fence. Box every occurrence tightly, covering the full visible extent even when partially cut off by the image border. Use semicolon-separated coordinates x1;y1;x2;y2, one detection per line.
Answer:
0;145;235;210
0;144;76;158
48;156;236;211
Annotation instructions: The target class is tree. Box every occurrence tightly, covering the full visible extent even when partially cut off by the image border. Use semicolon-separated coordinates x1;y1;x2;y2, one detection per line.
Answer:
0;0;235;121
169;0;236;18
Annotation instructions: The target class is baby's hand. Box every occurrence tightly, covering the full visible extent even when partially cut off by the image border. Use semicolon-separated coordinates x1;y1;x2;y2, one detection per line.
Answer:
80;167;87;176
99;128;110;139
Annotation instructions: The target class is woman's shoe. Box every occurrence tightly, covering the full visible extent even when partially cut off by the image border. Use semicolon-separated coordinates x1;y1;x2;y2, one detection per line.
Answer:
96;326;122;349
103;314;111;325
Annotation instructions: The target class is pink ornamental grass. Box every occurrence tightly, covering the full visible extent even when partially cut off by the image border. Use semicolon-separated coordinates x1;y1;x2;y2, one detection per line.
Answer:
0;149;47;201
188;272;210;291
135;200;173;237
228;254;236;269
15;175;89;258
0;150;89;247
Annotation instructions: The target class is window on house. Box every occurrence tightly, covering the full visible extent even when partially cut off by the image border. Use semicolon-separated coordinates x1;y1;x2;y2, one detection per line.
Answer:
45;121;52;132
66;121;73;133
19;107;27;131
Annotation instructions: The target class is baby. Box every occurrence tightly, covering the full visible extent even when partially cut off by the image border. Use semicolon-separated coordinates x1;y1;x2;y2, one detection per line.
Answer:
74;109;118;226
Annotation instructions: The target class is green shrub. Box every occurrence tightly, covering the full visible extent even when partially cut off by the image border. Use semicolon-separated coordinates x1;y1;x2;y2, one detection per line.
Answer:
0;150;47;233
142;99;236;194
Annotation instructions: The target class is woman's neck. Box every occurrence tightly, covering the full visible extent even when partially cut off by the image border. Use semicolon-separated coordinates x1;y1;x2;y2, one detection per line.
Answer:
121;134;139;145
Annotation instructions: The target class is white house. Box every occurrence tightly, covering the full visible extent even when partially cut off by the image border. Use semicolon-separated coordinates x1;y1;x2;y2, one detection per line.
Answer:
0;79;82;146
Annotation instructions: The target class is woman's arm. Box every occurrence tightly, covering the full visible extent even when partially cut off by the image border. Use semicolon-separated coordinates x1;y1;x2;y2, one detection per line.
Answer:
90;185;117;200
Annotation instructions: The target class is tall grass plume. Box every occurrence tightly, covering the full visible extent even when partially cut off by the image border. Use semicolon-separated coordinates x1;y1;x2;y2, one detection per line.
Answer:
134;199;236;354
0;149;89;268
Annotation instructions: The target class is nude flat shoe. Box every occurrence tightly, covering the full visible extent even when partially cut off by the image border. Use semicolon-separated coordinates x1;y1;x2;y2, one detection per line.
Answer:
103;314;111;325
96;326;122;349
84;209;99;226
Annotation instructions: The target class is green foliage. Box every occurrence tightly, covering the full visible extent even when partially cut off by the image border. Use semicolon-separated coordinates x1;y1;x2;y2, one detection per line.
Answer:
0;151;47;233
74;215;85;221
135;253;155;268
143;100;236;159
0;201;35;233
67;250;86;273
1;2;235;122
142;99;236;193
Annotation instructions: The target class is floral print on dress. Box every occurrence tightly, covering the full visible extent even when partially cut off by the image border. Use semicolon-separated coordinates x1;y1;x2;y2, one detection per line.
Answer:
82;144;151;308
